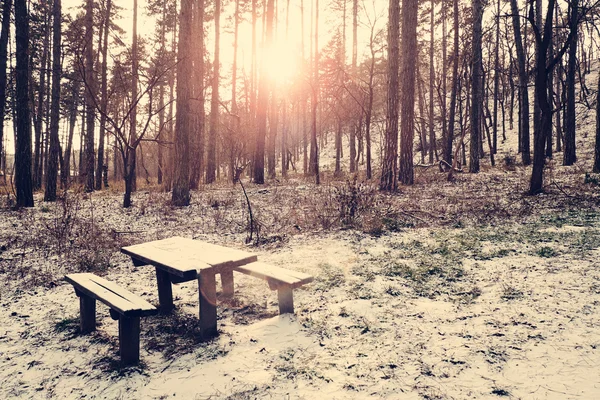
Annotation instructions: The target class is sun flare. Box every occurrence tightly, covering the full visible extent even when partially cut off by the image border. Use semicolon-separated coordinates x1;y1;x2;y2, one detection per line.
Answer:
261;39;301;85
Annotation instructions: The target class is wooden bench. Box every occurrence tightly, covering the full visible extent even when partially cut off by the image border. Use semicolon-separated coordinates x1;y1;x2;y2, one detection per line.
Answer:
233;262;313;314
64;273;158;365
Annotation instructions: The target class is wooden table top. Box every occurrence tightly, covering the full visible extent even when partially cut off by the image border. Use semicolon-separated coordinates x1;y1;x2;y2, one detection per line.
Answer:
121;236;258;278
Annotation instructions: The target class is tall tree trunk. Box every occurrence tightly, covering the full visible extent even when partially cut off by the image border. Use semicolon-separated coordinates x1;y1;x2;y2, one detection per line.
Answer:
594;60;600;173
253;0;274;183
441;0;448;159
398;0;418;185
127;0;138;200
564;0;578;165
428;0;436;164
509;0;530;165
309;0;320;184
492;0;500;154
445;0;459;163
34;7;50;190
44;0;62;201
96;0;112;190
172;0;193;205
281;0;290;178
190;0;205;188
469;0;483;173
61;79;79;188
84;0;95;192
0;0;12;171
15;0;34;207
350;0;358;174
380;0;400;190
206;0;220;184
529;0;555;194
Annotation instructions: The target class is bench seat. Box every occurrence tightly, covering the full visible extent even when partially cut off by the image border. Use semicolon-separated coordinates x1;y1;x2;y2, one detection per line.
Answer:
65;273;157;365
233;262;313;314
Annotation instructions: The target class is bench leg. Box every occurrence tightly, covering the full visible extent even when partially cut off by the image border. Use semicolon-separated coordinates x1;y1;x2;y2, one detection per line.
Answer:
198;269;218;339
118;315;141;365
79;294;96;333
277;285;294;314
220;269;234;298
155;267;174;313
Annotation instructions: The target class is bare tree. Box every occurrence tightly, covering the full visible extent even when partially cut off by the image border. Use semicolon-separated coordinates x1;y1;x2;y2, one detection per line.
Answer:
15;0;34;207
172;0;193;204
380;0;399;191
44;0;62;201
469;0;483;173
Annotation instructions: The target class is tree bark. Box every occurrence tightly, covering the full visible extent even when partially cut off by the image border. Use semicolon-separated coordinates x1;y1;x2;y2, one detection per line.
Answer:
564;0;578;166
428;0;436;164
445;0;459;164
380;0;400;191
309;0;320;184
0;0;12;172
15;0;34;207
172;0;193;205
253;0;275;184
95;0;112;190
206;0;220;184
509;0;530;165
44;0;62;202
469;0;483;173
84;0;96;192
398;0;418;185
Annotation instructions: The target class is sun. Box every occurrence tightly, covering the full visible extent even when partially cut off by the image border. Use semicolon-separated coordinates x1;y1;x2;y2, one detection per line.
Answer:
261;38;300;85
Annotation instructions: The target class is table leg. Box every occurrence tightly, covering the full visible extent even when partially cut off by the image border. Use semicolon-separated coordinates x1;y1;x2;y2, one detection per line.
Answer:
198;269;218;339
155;267;174;313
220;269;234;298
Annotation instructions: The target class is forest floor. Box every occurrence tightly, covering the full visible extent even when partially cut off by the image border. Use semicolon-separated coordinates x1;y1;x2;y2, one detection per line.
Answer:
1;136;600;399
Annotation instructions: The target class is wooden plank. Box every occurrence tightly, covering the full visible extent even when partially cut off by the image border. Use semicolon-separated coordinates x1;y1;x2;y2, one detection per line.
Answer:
198;269;218;339
220;270;234;297
122;246;207;278
277;285;295;314
80;295;96;333
121;237;257;274
234;262;314;289
65;274;157;317
87;275;156;312
155;268;174;313
119;316;141;365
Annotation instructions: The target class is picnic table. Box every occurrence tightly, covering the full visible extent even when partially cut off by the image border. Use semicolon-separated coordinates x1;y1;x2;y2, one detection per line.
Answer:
121;236;257;338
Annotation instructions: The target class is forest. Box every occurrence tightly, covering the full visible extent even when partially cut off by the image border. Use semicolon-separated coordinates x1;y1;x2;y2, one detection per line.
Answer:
1;0;600;398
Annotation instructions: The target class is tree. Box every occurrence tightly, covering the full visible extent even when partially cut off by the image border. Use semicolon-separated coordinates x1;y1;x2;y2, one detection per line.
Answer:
84;0;96;192
15;0;34;207
380;0;399;191
206;0;221;184
33;3;50;190
428;0;436;164
469;0;483;173
563;0;578;166
96;0;113;190
398;0;418;185
253;0;275;184
172;0;193;205
594;61;600;173
445;0;459;164
44;0;62;201
509;0;530;165
309;0;320;184
0;0;12;171
129;0;139;195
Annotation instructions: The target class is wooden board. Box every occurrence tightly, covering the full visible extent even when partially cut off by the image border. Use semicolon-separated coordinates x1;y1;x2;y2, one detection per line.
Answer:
65;273;157;317
121;237;258;276
234;262;314;289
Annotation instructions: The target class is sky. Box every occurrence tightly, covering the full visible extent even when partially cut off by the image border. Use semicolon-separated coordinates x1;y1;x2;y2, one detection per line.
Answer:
2;0;388;156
